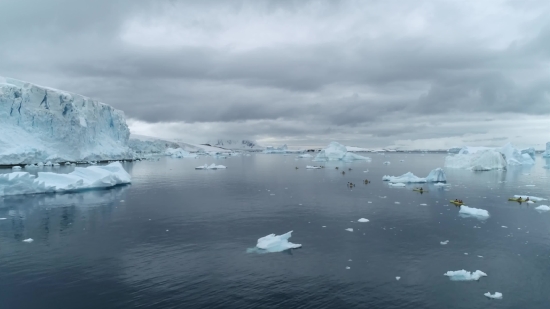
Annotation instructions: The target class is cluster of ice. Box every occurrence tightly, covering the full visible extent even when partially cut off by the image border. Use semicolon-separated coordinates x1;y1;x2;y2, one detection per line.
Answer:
253;231;301;253
383;168;446;183
543;142;550;158
459;206;490;219
0;76;132;165
0;162;131;196
195;164;226;170
445;143;536;170
165;148;197;158
444;270;487;281
484;292;503;299
313;142;371;162
263;145;288;154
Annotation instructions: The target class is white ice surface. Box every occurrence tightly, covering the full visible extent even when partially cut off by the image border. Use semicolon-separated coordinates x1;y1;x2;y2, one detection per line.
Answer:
445;149;506;171
388;183;406;187
165;148;198;158
382;168;446;183
313;142;371;162
345;228;354;232
195;163;227;170
459;206;490;220
253;231;301;252
306;165;322;169
484;292;503;299
543;142;550;158
444;270;487;281
297;154;313;158
23;238;34;243
358;218;370;222
0;162;131;196
535;205;550;212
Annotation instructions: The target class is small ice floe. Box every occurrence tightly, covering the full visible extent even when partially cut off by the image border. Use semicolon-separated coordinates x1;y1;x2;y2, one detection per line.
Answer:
12;166;22;170
322;226;326;228
306;165;322;169
434;182;448;187
363;170;369;173
394;202;400;204
297;154;313;158
270;193;275;196
345;228;354;232
535;205;550;213
120;200;125;202
484;292;502;299
346;266;351;269
444;270;487;281
388;183;406;187
383;161;391;165
53;163;60;167
195;163;227;170
440;240;449;245
358;218;370;222
478;255;483;258
459;206;490;220
379;196;387;199
420;203;427;206
464;253;469;255
526;185;535;187
23;238;34;243
502;226;508;228
247;231;301;253
0;218;7;220
25;164;38;168
396;277;401;281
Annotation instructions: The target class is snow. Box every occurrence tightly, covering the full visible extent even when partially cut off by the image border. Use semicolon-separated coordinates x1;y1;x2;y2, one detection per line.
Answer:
513;195;547;202
0;76;132;164
358;218;370;222
459;206;490;219
535;205;550;212
313;142;371;162
0;162;131;196
445;149;506;171
444;270;487;281
297;154;313;158
195;163;227;170
306;165;322;169
23;238;34;243
484;292;503;299
382;168;446;183
209;139;263;151
253;231;301;252
165;147;197;158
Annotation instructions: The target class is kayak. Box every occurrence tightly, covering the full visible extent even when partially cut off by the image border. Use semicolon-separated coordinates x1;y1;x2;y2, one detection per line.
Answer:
508;198;535;203
449;200;463;205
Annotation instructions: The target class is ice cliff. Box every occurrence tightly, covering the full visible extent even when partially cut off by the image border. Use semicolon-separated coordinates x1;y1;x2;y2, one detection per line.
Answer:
0;76;131;164
313;142;371;162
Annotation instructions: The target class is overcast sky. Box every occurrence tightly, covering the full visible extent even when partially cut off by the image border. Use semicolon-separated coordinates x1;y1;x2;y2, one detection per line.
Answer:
1;0;549;149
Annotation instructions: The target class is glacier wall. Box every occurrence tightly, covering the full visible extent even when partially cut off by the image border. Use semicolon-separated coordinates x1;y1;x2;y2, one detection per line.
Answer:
0;76;132;164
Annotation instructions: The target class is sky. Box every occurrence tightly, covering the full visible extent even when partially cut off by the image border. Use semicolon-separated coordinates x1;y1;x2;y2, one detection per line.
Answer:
1;0;549;150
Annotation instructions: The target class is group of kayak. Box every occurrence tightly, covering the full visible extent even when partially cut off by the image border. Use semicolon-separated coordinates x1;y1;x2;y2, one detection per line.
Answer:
508;197;533;203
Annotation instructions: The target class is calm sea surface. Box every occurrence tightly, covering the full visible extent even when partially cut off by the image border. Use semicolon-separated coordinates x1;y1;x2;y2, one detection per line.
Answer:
1;153;549;309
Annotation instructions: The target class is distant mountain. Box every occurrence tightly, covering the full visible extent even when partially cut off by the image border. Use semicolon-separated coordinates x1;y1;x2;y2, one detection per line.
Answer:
209;139;264;150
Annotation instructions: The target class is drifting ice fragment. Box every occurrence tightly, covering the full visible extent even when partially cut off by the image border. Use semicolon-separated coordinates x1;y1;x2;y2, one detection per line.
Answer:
395;277;401;281
306;165;322;169
297;154;313;158
440;240;449;245
345;228;354;232
383;161;391;165
444;270;487;281
358;218;369;222
195;164;227;170
251;231;301;253
23;238;34;243
535;205;550;212
459;206;490;220
388;183;406;187
484;292;503;299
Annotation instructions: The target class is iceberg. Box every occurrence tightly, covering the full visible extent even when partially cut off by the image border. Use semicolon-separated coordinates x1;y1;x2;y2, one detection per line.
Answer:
445;149;506;171
252;231;301;253
0;162;130;196
535;205;550;212
358;218;370;222
263;145;288;154
195;163;227;170
313;142;371;162
0;76;132;165
128;134;181;156
543;142;550;158
484;292;502;300
345;228;354;232
23;238;34;243
382;168;446;183
165;148;197;158
459;206;490;219
444;270;487;281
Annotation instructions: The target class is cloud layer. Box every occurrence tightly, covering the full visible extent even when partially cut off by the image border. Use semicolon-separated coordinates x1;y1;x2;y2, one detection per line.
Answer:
1;0;549;148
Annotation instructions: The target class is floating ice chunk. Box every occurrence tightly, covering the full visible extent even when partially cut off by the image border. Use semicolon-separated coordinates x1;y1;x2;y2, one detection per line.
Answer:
445;149;506;171
346;266;350;269
502;226;508;228
434;182;447;187
513;195;546;202
0;218;7;220
358;218;369;222
0;162;131;196
459;206;490;220
440;240;449;245
23;238;34;243
44;161;53;166
535;205;550;212
195;163;227;170
313;142;371;162
252;231;301;253
12;166;22;170
297;154;313;158
444;270;487;281
484;292;503;299
306;165;322;169
395;277;401;280
263;144;288;154
345;228;354;232
388;183;406;187
382;168;446;183
420;203;427;206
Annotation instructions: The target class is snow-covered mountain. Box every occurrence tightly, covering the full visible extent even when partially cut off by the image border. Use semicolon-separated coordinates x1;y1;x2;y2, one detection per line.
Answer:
210;139;263;150
0;76;132;164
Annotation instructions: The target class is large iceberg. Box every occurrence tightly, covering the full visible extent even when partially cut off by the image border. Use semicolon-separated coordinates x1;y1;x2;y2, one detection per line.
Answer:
543;142;550;158
263;144;288;154
0;76;132;165
445;149;507;171
0;162;131;196
444;270;487;281
165;148;197;158
251;231;302;253
313;142;371;162
382;168;446;183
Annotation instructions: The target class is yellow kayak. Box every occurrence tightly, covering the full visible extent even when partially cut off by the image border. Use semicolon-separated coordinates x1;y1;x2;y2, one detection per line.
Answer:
449;200;463;205
508;198;535;203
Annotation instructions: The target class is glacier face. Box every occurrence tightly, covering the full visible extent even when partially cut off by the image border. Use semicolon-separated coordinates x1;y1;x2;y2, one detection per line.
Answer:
0;76;132;165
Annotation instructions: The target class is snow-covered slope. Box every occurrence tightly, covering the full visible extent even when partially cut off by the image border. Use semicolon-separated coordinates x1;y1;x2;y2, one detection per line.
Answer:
210;139;264;151
0;76;132;164
128;134;180;155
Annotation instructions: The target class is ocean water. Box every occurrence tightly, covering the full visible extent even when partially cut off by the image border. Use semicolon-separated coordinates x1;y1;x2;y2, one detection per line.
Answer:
1;153;549;309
